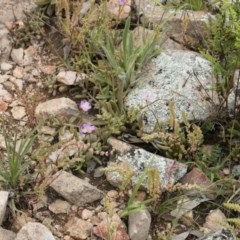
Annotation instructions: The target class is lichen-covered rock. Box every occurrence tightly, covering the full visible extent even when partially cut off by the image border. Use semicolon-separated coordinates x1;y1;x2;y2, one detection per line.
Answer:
106;138;187;191
200;229;236;240
125;50;218;133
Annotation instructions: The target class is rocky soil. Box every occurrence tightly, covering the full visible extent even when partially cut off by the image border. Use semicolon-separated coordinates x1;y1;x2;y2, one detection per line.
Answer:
0;0;239;240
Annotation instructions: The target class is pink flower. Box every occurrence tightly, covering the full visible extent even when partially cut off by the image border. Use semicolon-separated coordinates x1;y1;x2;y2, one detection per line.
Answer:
119;0;125;5
142;92;152;103
79;100;92;112
81;122;96;134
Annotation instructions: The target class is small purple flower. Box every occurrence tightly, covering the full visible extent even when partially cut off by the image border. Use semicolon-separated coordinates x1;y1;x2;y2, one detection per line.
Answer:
142;92;152;103
119;0;125;5
81;122;96;134
79;100;92;112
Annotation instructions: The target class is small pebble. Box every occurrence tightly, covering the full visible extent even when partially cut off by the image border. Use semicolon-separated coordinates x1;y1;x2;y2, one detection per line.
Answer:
222;168;230;175
1;62;13;71
107;190;119;199
81;209;93;220
71;205;78;212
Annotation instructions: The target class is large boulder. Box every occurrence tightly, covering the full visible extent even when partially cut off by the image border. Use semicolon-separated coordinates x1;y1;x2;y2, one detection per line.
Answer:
125;50;218;132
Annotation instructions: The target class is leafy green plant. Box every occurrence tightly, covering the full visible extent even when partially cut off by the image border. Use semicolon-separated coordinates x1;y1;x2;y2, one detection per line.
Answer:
202;0;240;115
92;18;161;111
120;162;153;218
182;0;207;11
0;129;37;189
194;144;224;181
141;101;203;160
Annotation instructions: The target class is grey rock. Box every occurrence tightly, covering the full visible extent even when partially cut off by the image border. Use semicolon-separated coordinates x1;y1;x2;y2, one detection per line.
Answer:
35;97;79;117
11;48;24;65
199;229;236;240
0;62;13;71
11;47;35;66
125;50;217;133
0;227;16;240
48;199;71;214
0;0;36;23
106;138;188;191
128;209;151;240
50;171;103;206
0;191;9;225
15;222;55;240
56;70;87;85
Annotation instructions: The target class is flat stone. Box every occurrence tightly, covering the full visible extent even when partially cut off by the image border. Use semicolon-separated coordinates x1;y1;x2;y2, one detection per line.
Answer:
15;222;55;240
203;209;227;232
11;48;24;65
13;66;24;78
11;106;26;120
125;50;217;132
0;0;36;22
0;191;9;225
35;97;79;117
0;62;13;71
0;85;12;102
50;171;103;206
64;217;93;239
0;227;16;240
11;46;35;66
49;200;71;214
56;71;87;85
106;138;187;191
128;209;151;240
181;167;216;199
40;65;56;75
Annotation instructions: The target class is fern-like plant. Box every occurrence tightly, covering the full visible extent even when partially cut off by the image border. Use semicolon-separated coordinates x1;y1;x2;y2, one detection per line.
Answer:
202;0;240;115
223;202;240;229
